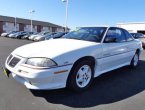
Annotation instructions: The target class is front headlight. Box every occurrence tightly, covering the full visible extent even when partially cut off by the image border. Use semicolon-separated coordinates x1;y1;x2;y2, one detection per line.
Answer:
25;58;57;68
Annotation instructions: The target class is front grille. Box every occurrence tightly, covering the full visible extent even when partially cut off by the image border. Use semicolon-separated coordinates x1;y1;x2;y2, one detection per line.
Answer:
7;54;13;64
9;57;21;68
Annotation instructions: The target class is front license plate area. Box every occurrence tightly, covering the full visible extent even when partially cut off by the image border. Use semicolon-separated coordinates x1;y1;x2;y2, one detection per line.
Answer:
2;67;11;78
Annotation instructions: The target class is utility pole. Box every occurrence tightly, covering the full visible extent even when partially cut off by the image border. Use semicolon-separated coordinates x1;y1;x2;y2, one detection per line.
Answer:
29;10;35;32
62;0;68;32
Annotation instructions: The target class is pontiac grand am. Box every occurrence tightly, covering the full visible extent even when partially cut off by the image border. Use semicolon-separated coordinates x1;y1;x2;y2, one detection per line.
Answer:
4;27;142;92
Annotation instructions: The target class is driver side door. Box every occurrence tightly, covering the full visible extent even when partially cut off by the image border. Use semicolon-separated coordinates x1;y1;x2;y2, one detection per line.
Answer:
100;27;128;73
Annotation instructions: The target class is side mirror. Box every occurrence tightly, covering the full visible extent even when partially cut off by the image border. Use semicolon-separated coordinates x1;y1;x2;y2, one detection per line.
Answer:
105;37;117;43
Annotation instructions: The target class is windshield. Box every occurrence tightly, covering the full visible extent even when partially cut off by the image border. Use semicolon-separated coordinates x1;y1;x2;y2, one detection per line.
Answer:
63;27;107;42
45;33;57;38
46;32;56;36
38;31;49;35
9;31;18;34
53;32;65;38
131;33;145;38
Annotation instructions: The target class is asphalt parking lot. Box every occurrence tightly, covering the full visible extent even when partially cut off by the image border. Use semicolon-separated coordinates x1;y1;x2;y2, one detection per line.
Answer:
0;37;145;110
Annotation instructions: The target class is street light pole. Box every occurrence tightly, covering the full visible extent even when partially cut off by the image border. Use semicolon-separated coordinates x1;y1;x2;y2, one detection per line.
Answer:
29;10;35;32
62;0;68;32
15;17;17;31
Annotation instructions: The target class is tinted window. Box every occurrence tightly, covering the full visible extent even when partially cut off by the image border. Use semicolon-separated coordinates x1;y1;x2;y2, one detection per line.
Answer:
53;32;65;38
130;33;144;38
136;33;145;38
124;30;134;41
130;33;136;37
38;31;49;35
105;28;126;42
63;27;107;42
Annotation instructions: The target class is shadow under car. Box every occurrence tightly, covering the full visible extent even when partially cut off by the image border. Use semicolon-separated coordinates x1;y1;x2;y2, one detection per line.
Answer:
30;60;145;108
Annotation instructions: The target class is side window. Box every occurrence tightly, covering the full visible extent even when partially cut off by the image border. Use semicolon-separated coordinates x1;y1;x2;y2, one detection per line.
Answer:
115;29;126;42
106;29;116;38
124;30;134;41
105;28;126;43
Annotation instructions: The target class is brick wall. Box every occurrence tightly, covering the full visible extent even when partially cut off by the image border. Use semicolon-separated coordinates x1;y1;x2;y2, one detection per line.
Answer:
0;21;3;33
37;25;41;32
52;27;56;32
19;23;25;31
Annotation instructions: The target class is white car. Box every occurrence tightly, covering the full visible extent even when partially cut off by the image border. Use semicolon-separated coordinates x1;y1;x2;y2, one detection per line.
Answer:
1;32;8;37
1;31;18;37
8;32;20;38
130;33;145;49
4;27;142;92
29;31;49;40
29;34;39;40
34;33;56;41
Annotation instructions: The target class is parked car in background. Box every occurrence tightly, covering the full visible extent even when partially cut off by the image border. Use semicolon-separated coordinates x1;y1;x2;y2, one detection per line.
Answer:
34;32;57;41
4;27;142;92
45;32;67;40
8;31;27;39
21;32;35;39
29;31;49;40
1;31;18;37
8;31;20;38
1;32;9;37
14;31;30;39
130;33;145;49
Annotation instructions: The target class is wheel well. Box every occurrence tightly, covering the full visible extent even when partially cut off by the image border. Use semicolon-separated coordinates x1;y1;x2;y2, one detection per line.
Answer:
66;56;96;87
70;56;96;74
136;49;140;55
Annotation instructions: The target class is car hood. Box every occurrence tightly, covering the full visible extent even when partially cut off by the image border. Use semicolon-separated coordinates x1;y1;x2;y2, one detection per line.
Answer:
31;35;42;38
12;39;99;58
10;33;19;36
9;33;15;36
2;33;7;35
36;36;44;39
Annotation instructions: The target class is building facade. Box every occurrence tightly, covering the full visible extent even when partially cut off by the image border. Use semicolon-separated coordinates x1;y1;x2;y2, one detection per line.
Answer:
0;15;65;33
117;22;145;34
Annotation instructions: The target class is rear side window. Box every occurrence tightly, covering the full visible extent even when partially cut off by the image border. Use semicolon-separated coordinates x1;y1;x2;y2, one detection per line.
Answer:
124;30;134;41
105;28;126;42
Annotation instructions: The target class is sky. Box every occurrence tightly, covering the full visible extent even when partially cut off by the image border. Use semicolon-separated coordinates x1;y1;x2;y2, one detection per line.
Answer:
0;0;145;29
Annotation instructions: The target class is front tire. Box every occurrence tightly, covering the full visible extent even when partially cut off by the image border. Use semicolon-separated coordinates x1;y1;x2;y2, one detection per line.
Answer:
67;60;94;92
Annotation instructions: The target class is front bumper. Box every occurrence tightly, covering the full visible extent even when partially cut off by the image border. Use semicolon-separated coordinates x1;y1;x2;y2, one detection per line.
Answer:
5;54;73;90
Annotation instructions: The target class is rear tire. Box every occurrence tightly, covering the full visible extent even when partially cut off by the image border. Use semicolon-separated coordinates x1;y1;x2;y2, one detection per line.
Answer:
67;60;94;92
130;52;139;68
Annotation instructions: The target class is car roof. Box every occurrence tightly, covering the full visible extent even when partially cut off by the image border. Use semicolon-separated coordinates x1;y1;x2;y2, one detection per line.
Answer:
78;26;126;30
